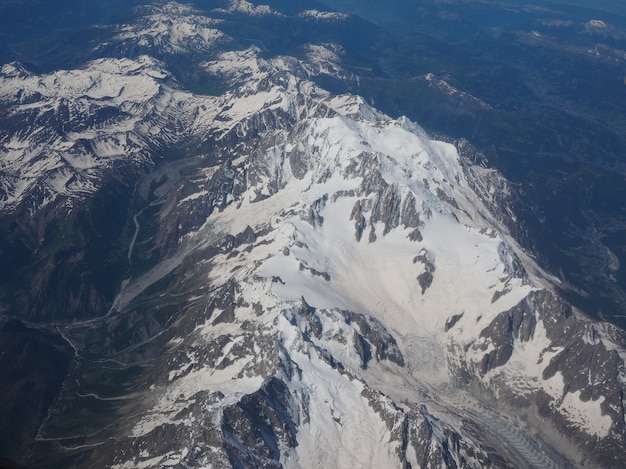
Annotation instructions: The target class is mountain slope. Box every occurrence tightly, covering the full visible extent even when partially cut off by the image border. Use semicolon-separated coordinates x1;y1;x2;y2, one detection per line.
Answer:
0;2;625;468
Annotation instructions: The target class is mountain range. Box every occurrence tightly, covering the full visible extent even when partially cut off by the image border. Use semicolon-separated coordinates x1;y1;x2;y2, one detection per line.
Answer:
1;1;625;467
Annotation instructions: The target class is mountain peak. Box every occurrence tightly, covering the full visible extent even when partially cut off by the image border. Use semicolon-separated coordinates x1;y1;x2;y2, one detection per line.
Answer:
1;2;625;468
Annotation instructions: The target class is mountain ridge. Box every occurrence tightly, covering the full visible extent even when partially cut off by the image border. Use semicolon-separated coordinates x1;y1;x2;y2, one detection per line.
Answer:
1;1;625;467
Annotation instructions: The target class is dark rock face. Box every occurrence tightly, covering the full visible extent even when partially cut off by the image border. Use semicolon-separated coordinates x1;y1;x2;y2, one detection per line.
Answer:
414;249;435;294
477;294;539;374
341;310;405;368
307;195;327;228
455;289;626;467
370;184;402;236
444;312;464;332
350;199;367;242
348;168;425;245
287;301;405;370
222;378;298;469
360;385;513;469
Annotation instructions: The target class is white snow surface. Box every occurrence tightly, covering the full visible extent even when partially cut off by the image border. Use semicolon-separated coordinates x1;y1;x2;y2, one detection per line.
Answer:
275;315;405;469
106;3;230;55
298;10;349;21
0;44;322;212
247;113;533;349
0;0;370;214
216;0;278;16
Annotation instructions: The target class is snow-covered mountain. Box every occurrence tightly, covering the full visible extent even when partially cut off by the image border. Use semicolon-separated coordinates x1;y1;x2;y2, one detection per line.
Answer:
1;2;625;468
96;2;232;57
